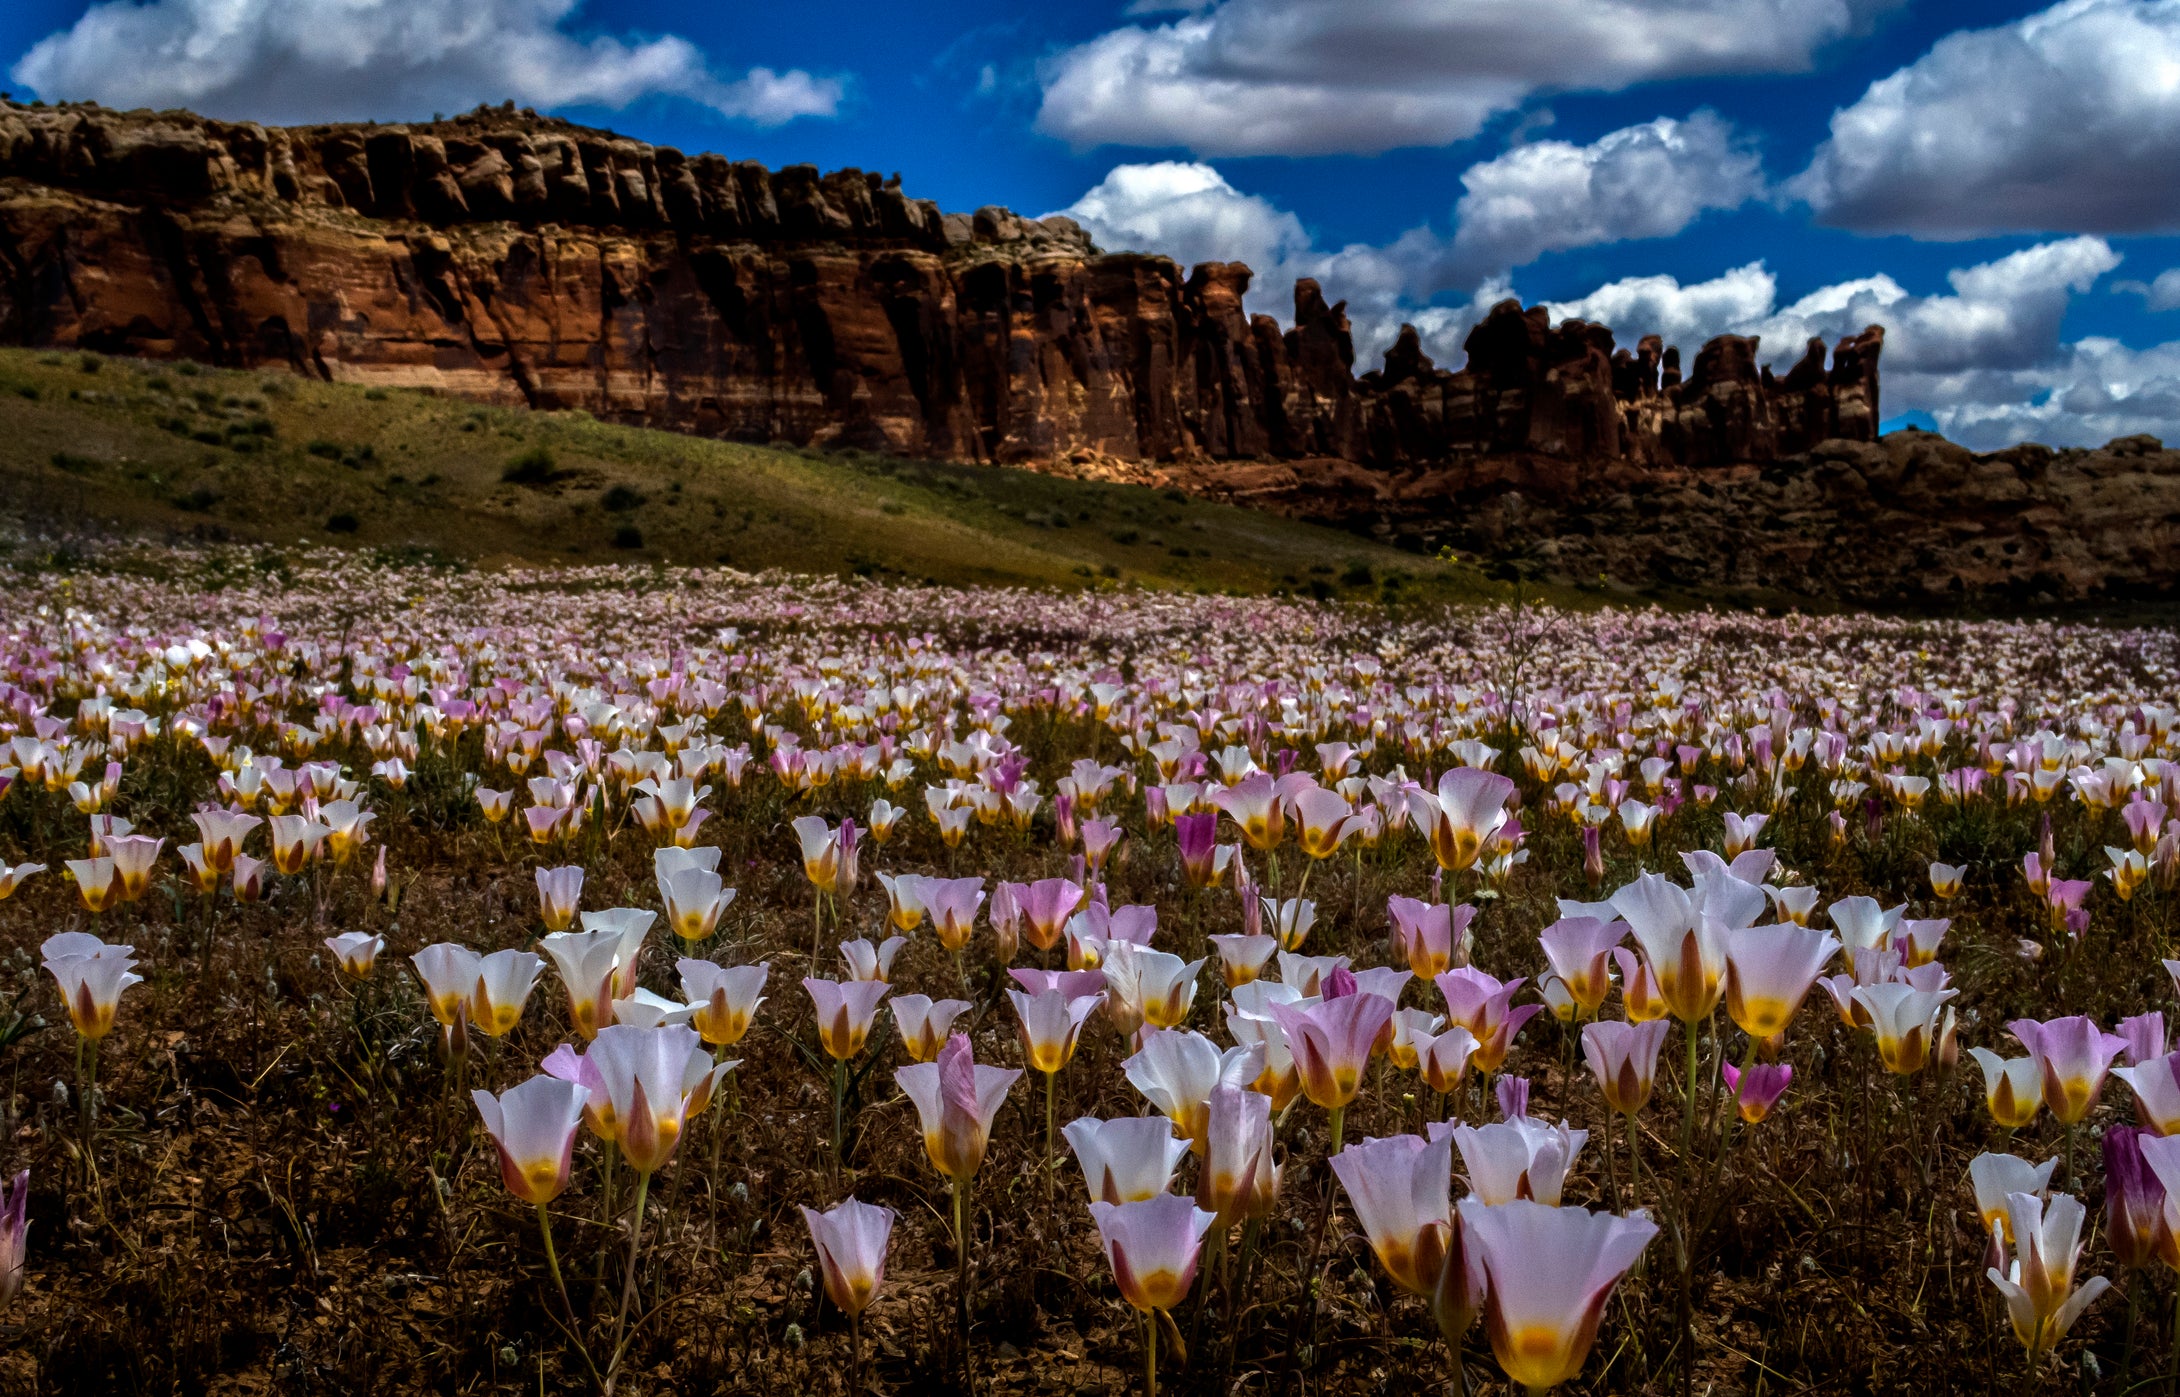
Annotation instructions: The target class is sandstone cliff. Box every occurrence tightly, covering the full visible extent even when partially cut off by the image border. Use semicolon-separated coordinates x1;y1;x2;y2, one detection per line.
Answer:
0;101;1881;478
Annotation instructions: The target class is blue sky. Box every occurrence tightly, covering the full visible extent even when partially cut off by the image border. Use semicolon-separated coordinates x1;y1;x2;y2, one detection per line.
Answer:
9;0;2180;449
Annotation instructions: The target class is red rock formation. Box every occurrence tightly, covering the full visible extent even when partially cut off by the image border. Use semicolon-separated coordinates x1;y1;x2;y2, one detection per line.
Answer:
0;101;1882;486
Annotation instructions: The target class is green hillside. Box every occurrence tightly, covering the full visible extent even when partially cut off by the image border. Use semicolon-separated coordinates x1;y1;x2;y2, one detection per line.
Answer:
0;347;1497;601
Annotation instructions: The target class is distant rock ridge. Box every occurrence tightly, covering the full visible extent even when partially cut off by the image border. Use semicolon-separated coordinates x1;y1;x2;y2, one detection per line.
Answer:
0;100;1883;481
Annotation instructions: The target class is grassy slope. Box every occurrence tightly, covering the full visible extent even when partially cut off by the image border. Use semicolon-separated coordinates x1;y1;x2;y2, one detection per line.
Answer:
0;347;1508;602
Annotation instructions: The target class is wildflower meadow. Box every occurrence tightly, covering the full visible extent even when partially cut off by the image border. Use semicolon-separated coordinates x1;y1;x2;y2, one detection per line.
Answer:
3;545;2177;1394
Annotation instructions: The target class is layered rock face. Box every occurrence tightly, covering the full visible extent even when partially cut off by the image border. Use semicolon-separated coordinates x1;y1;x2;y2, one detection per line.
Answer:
0;101;1880;477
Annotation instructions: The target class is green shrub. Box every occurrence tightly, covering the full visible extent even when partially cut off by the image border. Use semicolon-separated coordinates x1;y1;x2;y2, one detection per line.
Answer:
611;524;644;549
502;447;562;486
324;513;360;534
600;484;646;512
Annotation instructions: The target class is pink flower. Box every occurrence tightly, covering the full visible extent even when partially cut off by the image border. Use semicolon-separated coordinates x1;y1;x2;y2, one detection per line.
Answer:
895;1033;1021;1181
2010;1016;2128;1125
1434;968;1542;1075
1721;1061;1793;1123
1536;917;1626;1017
1459;1199;1657;1391
800;1197;895;1318
1090;1193;1214;1313
1267;992;1396;1111
472;1074;589;1204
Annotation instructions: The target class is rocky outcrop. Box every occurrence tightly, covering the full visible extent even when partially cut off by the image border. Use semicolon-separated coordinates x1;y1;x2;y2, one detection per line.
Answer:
0;100;1881;481
1128;430;2180;606
38;101;2161;607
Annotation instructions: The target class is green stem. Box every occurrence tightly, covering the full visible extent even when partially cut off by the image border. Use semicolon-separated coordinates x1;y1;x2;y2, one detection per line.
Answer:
610;1172;651;1371
1145;1306;1159;1397
1329;1104;1345;1158
955;1174;976;1391
1678;1016;1700;1190
1044;1068;1057;1215
833;1056;848;1178
536;1199;588;1364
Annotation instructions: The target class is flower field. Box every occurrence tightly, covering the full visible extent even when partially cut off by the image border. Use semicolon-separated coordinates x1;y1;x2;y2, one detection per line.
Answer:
5;545;2179;1394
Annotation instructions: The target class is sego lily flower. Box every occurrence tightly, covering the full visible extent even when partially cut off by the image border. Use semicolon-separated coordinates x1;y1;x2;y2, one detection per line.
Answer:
1852;983;1958;1075
1969;1152;2058;1249
0;861;44;901
2114;1050;2180;1134
267;815;328;875
805;977;891;1061
1459;1198;1658;1393
1064;1115;1190;1203
1010;986;1105;1074
412;943;482;1028
678;960;769;1049
1389;896;1474;979
65;857;123;914
1537;918;1625;1018
1968;1049;2045;1130
534;864;584;933
924;876;987;953
541;930;623;1040
2104;1127;2175;1271
324;931;384;978
1582;1019;1672;1116
584;1023;733;1176
1197;1084;1280;1225
1210;932;1278;987
1090;1193;1216;1389
190;808;261;872
1267;990;1397;1130
1722;924;1840;1041
1610;948;1668;1023
1015;877;1087;955
1450;1118;1588;1206
841;936;908;983
1721;1061;1793;1123
1133;949;1207;1030
1435;968;1542;1076
896;1033;1021;1181
659;863;736;942
469;949;546;1037
1412;768;1517;873
584;907;657;999
2009;1016;2128;1125
1611;874;1724;1023
473;1074;588;1203
800;1196;896;1319
876;872;929;934
42;932;142;1040
1331;1130;1471;1329
791;815;852;894
1985;1190;2112;1359
1125;1028;1264;1150
892;993;972;1063
1210;772;1285;851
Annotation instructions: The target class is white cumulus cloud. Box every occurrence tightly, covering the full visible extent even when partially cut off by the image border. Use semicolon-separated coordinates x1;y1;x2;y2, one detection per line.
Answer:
1446;112;1764;282
1049;161;1491;360
1794;0;2180;237
2116;269;2180;312
1036;0;1896;157
1054;162;1315;275
1544;237;2160;448
1049;161;2174;449
10;0;845;127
